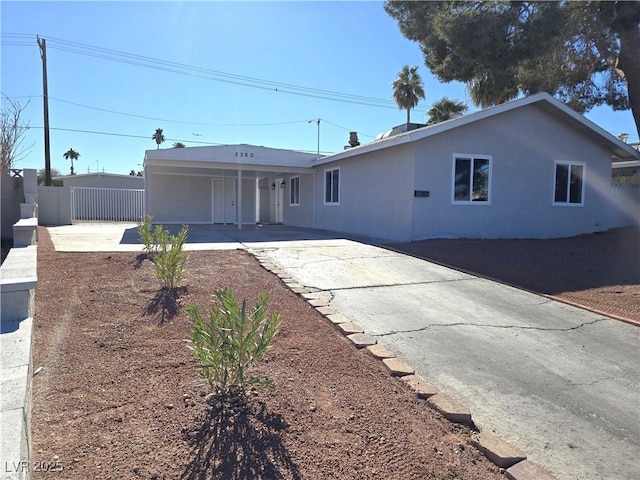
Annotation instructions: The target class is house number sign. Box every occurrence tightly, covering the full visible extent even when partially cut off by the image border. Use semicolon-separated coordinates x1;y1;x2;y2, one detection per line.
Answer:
235;152;254;158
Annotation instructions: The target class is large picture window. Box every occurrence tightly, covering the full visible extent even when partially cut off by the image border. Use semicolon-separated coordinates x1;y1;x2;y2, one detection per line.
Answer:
452;155;491;204
554;161;585;206
324;168;339;204
290;176;300;206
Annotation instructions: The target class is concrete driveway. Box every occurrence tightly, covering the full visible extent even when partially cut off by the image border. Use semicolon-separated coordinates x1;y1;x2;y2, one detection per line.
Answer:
46;223;640;479
256;241;639;480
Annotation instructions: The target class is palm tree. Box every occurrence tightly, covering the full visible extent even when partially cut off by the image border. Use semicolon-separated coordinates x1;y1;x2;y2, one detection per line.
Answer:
391;65;426;127
172;142;185;148
152;128;165;149
426;97;468;125
63;148;80;175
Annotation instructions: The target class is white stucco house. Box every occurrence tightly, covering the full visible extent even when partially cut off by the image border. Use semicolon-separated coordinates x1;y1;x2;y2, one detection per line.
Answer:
143;93;640;241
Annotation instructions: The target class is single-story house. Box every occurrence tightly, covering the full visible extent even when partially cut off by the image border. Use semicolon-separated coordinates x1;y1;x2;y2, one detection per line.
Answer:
143;93;640;241
54;172;145;190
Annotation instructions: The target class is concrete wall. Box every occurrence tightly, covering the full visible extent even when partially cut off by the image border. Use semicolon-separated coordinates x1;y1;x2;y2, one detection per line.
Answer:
313;143;415;241
1;168;38;480
411;105;614;239
1;176;23;241
59;173;144;189
37;186;72;226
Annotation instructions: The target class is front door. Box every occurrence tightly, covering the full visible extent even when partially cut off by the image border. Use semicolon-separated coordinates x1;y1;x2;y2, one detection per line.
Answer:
212;178;237;224
275;178;284;223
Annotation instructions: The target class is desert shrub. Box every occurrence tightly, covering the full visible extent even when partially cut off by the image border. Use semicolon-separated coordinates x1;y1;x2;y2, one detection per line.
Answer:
186;289;281;399
137;214;156;254
153;225;189;290
137;214;174;258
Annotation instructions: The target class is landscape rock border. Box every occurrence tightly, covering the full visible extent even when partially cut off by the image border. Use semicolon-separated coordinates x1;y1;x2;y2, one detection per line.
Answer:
251;249;559;480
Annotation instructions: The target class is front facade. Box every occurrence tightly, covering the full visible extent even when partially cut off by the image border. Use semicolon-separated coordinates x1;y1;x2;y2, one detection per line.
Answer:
144;94;640;241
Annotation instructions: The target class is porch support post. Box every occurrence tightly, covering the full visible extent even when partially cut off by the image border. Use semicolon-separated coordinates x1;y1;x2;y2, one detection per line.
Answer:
237;168;242;230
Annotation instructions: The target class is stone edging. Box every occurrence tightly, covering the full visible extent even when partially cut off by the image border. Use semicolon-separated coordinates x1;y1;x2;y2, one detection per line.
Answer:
251;250;558;480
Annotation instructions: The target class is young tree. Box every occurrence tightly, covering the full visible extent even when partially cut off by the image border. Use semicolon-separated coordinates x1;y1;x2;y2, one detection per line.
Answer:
426;97;468;125
37;168;62;186
1;96;33;176
152;128;165;149
391;65;426;127
172;142;185;148
63;148;80;175
384;1;640;137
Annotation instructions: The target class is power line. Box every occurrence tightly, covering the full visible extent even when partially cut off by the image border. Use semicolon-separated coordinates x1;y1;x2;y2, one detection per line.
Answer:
2;32;413;110
26;126;332;154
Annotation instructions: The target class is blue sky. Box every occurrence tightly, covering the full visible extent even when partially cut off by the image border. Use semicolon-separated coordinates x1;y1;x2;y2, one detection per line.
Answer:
2;0;637;176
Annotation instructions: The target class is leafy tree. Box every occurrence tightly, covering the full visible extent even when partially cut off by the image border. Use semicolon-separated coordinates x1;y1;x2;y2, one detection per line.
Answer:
427;97;468;125
37;168;62;186
384;1;640;137
391;65;426;127
1;95;32;176
152;128;165;149
172;142;185;148
63;148;80;175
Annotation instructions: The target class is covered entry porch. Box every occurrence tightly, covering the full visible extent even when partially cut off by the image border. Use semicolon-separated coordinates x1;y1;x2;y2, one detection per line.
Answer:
143;145;317;229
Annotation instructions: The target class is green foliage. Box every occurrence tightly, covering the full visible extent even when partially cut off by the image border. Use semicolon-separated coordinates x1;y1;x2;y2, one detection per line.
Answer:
426;97;468;125
137;214;156;254
186;289;281;398
391;64;425;125
384;0;640;136
153;225;189;290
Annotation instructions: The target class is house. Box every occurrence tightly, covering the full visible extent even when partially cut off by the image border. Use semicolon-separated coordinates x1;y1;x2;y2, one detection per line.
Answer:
54;172;145;190
143;93;640;241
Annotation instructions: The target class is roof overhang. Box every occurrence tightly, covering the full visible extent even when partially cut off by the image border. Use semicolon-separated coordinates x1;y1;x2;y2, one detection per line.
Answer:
312;93;640;166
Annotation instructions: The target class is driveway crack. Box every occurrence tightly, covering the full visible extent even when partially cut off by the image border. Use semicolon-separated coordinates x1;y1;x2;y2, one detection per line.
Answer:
374;317;607;337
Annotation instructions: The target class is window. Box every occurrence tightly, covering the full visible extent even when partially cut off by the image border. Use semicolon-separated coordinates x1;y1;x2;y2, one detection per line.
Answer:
290;176;300;206
554;161;585;206
324;168;339;204
452;155;491;204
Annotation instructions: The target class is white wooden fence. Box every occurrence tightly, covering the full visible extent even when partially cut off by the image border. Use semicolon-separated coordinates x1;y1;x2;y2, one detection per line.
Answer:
71;187;144;222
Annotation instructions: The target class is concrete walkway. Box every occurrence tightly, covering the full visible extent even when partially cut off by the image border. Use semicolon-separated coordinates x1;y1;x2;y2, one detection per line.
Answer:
46;223;640;480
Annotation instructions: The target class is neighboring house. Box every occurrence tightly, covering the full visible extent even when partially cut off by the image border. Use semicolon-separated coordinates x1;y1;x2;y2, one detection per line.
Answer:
143;93;640;241
55;172;145;190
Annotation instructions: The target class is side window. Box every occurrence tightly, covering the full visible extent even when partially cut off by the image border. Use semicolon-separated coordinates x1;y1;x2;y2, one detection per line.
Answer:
554;161;585;206
324;168;339;204
290;176;300;206
452;155;491;204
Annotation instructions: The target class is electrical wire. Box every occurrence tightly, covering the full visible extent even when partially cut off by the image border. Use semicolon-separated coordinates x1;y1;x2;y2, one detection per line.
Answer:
2;33;410;109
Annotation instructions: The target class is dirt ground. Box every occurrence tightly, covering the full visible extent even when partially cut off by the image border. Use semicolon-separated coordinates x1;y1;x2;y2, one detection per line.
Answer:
31;227;504;480
389;226;640;323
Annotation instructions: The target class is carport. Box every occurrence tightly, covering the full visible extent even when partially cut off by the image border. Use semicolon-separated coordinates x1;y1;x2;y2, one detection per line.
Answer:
143;144;317;228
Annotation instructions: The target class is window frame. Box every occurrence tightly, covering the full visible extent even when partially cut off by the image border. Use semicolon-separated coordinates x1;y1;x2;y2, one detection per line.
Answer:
289;175;300;206
552;160;586;207
451;153;493;205
324;167;340;205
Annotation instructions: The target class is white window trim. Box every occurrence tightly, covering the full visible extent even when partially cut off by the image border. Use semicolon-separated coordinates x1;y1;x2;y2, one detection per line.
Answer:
451;153;492;205
324;167;340;206
552;160;586;207
289;175;300;206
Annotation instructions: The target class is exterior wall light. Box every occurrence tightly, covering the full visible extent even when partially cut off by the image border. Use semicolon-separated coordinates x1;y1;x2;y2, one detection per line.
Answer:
271;182;276;190
280;180;286;188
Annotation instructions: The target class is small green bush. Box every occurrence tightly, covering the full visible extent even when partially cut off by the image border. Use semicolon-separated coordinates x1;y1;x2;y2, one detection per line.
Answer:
137;214;156;254
153;225;189;290
186;289;281;398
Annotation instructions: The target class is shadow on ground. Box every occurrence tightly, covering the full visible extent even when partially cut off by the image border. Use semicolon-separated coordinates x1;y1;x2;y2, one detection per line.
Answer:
389;226;640;294
181;400;300;480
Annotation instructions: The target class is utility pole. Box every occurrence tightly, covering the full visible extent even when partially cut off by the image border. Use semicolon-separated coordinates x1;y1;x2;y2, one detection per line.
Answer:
308;118;320;155
37;36;52;186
